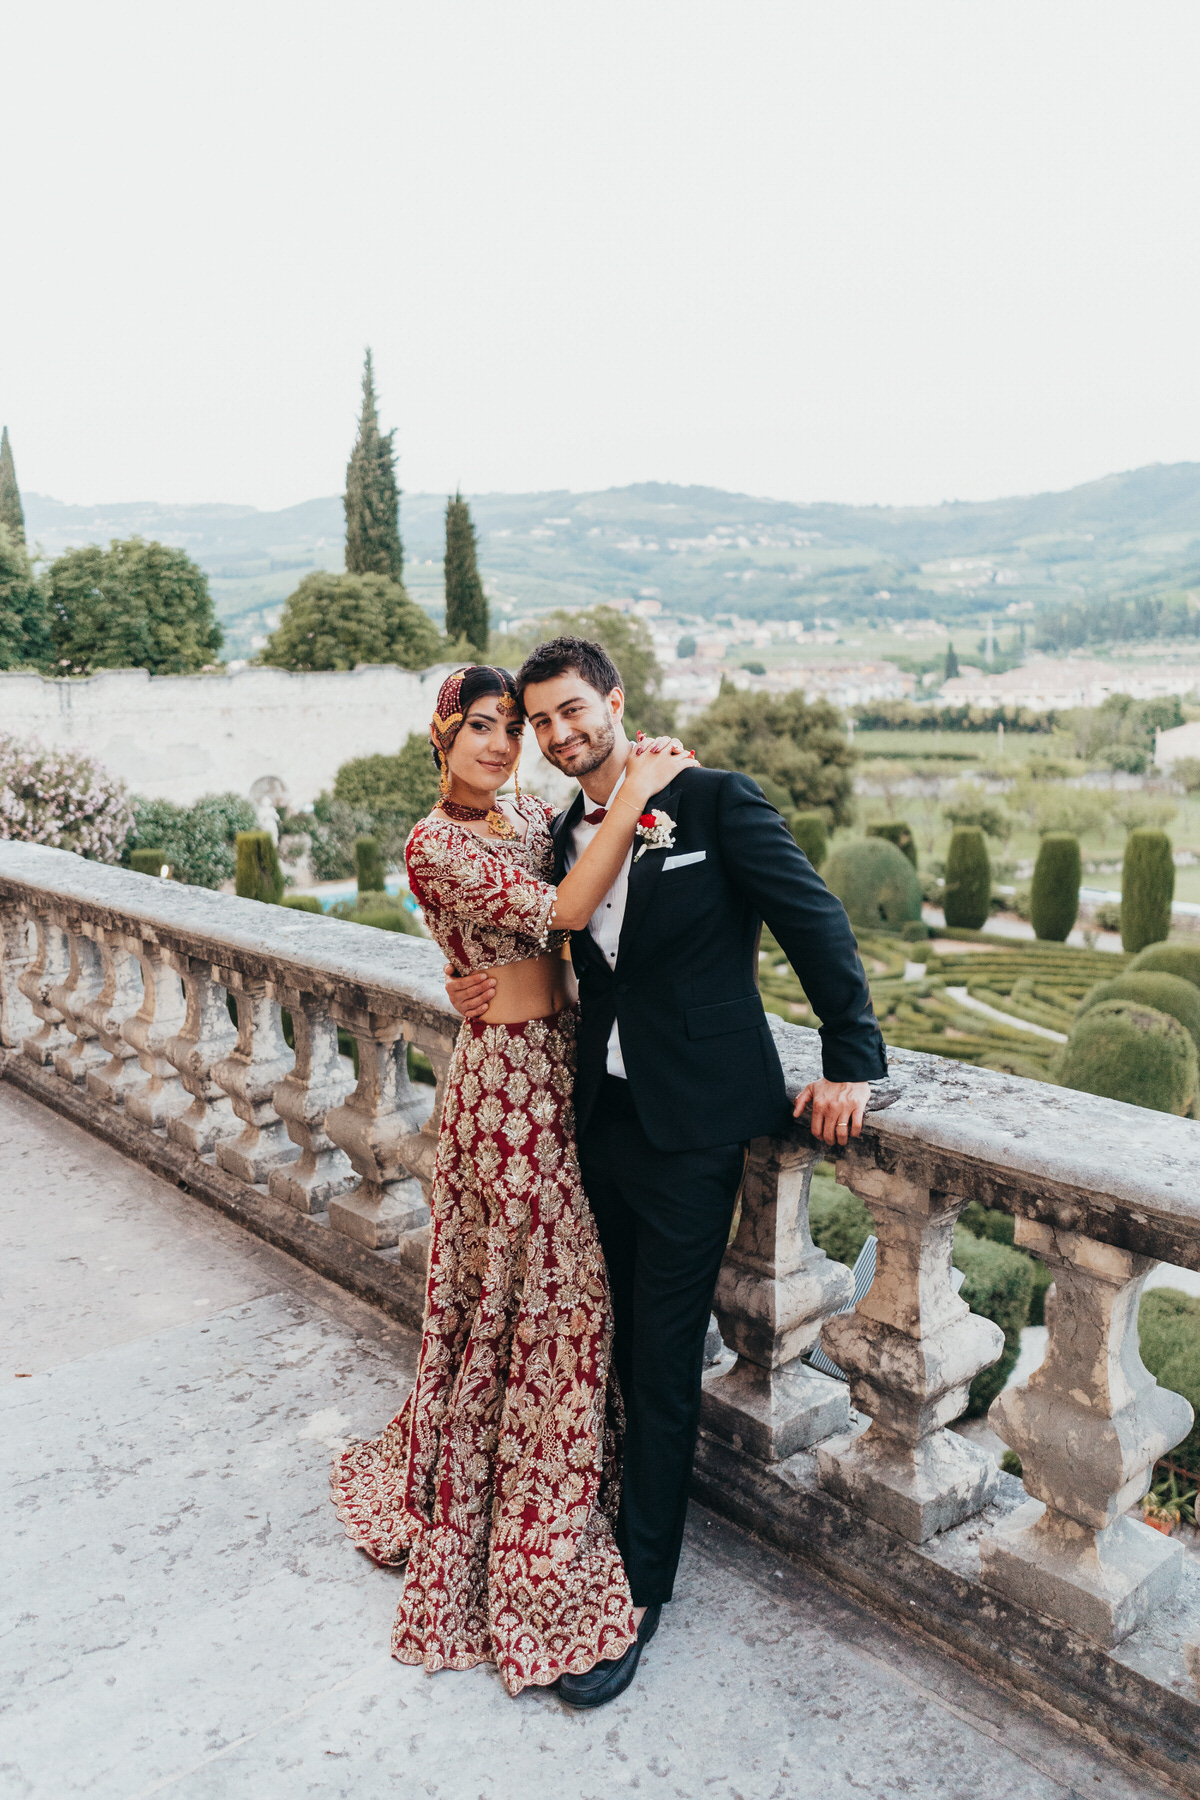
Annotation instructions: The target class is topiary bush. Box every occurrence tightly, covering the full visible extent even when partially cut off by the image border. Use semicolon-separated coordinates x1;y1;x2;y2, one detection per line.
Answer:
278;893;325;914
1030;832;1081;943
943;827;991;930
1127;943;1200;988
953;1226;1034;1417
1121;829;1175;954
788;811;828;869
822;837;923;933
125;791;258;888
1077;971;1200;1056
130;847;176;879
236;830;284;904
866;819;918;869
1058;999;1199;1116
1138;1288;1200;1474
356;835;387;893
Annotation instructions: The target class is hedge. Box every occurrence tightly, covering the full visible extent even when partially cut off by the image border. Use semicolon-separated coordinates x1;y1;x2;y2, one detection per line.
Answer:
1058;999;1199;1116
355;835;387;894
1137;1288;1200;1474
130;847;175;879
959;1201;1053;1325
789;811;828;869
235;830;284;904
822;837;922;933
943;828;991;931
1030;833;1080;942
1077;971;1200;1056
278;894;325;915
1127;943;1200;988
953;1226;1034;1416
866;820;918;869
1121;829;1175;954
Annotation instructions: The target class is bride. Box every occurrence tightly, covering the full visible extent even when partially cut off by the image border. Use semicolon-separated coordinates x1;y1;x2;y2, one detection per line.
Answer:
331;663;693;1696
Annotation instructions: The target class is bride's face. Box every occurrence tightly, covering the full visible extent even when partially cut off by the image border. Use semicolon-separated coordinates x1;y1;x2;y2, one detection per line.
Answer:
447;697;525;794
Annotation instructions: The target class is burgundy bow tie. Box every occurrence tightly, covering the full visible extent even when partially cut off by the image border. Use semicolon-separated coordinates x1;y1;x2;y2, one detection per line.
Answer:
582;806;607;826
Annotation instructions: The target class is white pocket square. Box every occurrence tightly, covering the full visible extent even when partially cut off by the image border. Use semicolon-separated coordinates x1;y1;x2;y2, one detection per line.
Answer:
661;850;706;870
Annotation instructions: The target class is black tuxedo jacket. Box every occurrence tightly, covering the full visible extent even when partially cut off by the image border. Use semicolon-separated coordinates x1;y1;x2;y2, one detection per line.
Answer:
552;766;887;1153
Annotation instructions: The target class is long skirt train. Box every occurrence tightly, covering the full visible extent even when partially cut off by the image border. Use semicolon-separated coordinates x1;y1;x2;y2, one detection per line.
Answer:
330;1007;636;1695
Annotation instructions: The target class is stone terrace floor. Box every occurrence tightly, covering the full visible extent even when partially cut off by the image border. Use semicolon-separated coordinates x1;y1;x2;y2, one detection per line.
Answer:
0;1079;1183;1800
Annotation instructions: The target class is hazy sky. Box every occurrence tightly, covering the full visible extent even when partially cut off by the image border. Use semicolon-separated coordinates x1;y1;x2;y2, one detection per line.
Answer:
4;2;1198;513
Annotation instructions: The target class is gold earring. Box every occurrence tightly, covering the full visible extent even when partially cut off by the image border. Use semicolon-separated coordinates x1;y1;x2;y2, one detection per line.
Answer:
438;753;451;800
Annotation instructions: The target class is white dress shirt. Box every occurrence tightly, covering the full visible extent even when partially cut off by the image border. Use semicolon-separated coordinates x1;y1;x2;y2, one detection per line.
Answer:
563;766;631;1079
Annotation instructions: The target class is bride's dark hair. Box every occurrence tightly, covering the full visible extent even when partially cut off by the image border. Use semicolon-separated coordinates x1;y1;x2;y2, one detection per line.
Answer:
428;664;520;769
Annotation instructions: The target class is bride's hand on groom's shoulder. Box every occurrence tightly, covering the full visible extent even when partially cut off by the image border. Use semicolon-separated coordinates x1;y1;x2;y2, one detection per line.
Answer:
635;730;700;766
445;963;495;1019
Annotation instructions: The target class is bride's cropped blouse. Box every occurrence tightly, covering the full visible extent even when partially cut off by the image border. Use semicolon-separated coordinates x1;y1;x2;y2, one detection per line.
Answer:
405;795;570;976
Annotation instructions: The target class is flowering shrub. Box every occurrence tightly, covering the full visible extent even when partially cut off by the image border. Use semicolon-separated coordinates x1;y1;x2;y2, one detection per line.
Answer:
0;733;134;861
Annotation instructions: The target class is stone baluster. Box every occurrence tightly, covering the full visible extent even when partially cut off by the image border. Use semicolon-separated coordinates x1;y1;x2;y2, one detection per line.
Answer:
701;1132;854;1460
50;925;111;1085
164;959;241;1154
211;977;298;1184
83;934;150;1106
981;1218;1193;1645
0;900;37;1049
122;944;191;1129
816;1155;1004;1543
18;911;75;1066
394;1019;457;1193
267;990;355;1214
324;1010;434;1250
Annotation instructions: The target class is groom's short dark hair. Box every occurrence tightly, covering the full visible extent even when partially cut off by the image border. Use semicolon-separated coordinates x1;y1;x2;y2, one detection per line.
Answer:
516;635;623;704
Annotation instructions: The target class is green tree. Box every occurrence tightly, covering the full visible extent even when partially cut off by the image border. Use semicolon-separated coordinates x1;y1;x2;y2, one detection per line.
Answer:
676;634;697;659
1030;833;1081;942
261;571;442;672
236;830;284;903
332;732;440;819
47;538;223;675
686;683;856;827
0;526;52;669
444;492;488;656
944;642;960;682
943;826;991;929
504;604;676;735
1121;828;1175;954
344;348;403;582
0;427;25;545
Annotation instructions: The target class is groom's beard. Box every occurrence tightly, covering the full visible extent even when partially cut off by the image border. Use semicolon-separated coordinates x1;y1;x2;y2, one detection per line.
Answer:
545;714;616;778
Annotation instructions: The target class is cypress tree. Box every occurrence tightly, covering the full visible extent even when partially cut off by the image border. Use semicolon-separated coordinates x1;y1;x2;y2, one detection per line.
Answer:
443;491;489;655
1121;828;1175;954
0;427;25;546
235;831;284;904
943;827;991;929
944;641;959;682
1030;832;1081;942
344;349;403;581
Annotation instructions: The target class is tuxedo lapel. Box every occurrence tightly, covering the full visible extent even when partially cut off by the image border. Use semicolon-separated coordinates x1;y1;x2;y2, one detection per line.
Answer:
615;780;680;972
551;790;585;881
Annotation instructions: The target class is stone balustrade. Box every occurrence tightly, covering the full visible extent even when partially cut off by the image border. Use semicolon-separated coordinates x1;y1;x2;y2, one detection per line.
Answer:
3;840;1200;1692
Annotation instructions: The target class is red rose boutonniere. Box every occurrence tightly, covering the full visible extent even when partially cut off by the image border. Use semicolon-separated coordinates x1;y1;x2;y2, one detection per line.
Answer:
633;808;676;863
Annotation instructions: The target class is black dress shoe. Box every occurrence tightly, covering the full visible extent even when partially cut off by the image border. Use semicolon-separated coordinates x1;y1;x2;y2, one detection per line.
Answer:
557;1605;662;1710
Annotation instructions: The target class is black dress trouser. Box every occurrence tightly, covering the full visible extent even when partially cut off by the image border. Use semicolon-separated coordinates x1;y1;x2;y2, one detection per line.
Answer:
578;1075;745;1607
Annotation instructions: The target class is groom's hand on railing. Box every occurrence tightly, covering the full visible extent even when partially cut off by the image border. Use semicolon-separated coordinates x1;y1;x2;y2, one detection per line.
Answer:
794;1078;871;1147
445;964;496;1019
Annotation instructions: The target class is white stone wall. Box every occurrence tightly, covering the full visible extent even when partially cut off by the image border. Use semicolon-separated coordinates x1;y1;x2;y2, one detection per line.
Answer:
0;663;578;813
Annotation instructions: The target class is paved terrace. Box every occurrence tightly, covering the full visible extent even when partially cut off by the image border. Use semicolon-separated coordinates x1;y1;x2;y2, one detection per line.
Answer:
1;1080;1180;1800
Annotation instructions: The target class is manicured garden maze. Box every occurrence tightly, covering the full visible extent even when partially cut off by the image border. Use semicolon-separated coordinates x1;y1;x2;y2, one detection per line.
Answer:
758;926;1132;1082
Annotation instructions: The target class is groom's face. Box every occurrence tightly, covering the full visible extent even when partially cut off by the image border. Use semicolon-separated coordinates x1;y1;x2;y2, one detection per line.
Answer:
522;673;624;778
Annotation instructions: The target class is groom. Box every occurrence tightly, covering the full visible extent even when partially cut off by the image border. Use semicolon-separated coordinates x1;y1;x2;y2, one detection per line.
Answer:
445;635;887;1705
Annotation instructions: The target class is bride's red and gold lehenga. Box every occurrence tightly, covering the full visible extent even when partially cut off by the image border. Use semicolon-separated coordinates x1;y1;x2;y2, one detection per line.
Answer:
330;795;636;1695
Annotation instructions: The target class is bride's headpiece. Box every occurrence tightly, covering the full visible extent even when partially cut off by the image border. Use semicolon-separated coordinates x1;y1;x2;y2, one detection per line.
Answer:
430;667;519;800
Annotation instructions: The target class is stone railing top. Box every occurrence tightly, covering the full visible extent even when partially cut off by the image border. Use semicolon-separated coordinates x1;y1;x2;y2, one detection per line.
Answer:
4;840;1199;1266
0;840;451;1027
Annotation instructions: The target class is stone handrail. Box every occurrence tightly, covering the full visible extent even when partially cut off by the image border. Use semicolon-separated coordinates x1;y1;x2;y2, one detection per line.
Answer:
2;839;1198;1659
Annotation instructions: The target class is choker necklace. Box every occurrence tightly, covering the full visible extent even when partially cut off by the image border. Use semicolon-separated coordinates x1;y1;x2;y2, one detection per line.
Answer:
441;797;518;841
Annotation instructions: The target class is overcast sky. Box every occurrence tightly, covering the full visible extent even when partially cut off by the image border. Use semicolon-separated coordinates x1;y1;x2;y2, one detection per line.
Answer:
4;2;1198;514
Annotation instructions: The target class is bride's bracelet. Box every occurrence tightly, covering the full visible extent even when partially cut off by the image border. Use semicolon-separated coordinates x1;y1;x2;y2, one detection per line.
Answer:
614;798;645;815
